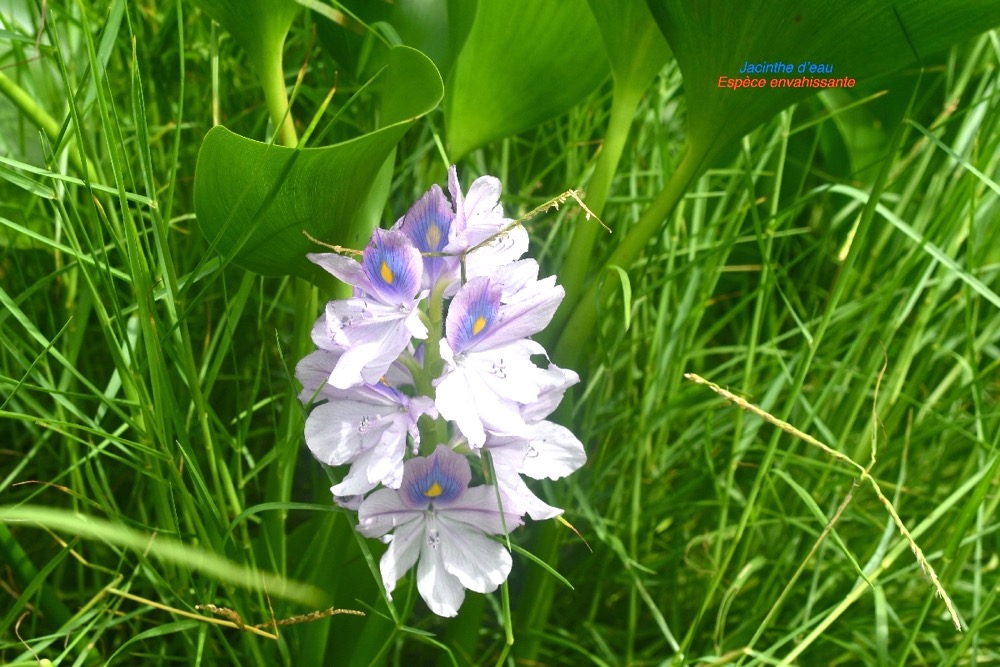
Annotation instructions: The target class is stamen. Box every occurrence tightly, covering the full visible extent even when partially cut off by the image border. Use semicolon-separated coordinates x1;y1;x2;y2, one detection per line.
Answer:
357;416;376;433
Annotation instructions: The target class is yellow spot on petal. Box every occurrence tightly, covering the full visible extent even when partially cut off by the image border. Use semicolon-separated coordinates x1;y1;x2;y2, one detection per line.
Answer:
425;224;441;249
472;316;487;335
424;482;443;498
380;260;394;284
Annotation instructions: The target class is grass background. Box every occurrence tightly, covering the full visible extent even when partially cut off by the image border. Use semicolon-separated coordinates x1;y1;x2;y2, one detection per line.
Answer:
1;1;999;665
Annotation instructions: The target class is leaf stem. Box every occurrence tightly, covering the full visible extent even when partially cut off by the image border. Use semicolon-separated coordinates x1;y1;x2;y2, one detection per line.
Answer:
554;85;643;337
556;144;705;366
253;45;298;148
0;69;97;182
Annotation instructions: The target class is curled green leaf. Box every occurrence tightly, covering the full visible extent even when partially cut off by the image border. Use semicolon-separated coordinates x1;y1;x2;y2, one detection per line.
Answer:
193;46;443;278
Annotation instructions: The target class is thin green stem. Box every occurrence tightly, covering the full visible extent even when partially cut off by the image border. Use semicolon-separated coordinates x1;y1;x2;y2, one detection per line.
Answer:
266;278;317;577
253;45;298;148
555;144;705;366
419;279;448;392
0;69;61;142
0;522;74;628
0;69;98;182
417;280;450;452
554;85;643;338
674;82;924;659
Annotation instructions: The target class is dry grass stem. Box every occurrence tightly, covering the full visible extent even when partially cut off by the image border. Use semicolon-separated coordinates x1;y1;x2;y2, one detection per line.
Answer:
683;372;961;631
107;587;364;640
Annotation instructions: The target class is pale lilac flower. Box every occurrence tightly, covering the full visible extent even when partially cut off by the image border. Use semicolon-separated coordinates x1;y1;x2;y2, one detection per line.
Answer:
445;167;529;280
303;321;414;392
394;184;460;293
521;363;580;423
307;228;427;388
358;445;522;617
296;350;436;499
394;167;528;293
444;269;563;355
483;420;587;520
436;338;548;447
297;166;587;616
434;273;564;446
512;420;585;480
482;438;562;521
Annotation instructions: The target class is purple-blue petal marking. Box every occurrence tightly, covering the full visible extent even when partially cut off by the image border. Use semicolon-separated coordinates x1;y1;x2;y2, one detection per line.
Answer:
401;446;469;508
446;277;501;354
400;185;453;254
362;228;422;303
397;185;457;289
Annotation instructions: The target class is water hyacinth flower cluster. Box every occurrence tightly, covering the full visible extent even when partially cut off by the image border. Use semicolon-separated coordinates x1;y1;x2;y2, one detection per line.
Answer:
296;167;585;617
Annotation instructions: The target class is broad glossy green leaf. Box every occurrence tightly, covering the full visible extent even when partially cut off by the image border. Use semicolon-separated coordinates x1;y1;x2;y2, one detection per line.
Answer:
645;0;1000;169
313;0;453;82
388;0;452;76
193;46;443;278
587;0;670;101
821;90;890;182
445;0;610;159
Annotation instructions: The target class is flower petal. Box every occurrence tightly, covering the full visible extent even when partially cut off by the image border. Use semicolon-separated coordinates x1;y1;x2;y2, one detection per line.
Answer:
329;449;404;498
441;485;524;533
490;258;539;298
326;300;425;388
438;513;512;593
401;445;471;508
519;420;586;480
395;184;460;292
417;529;466;617
295;348;342;403
477;278;563;351
308;252;373;293
362;228;423;304
521;364;579;422
304;399;389;466
445;277;501;354
445;273;564;355
483;431;572;518
310;313;342;351
379;518;423;597
458;340;549;404
358;488;423;538
434;355;525;448
493;465;562;521
463;225;529;280
455;175;503;238
445;168;528;276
